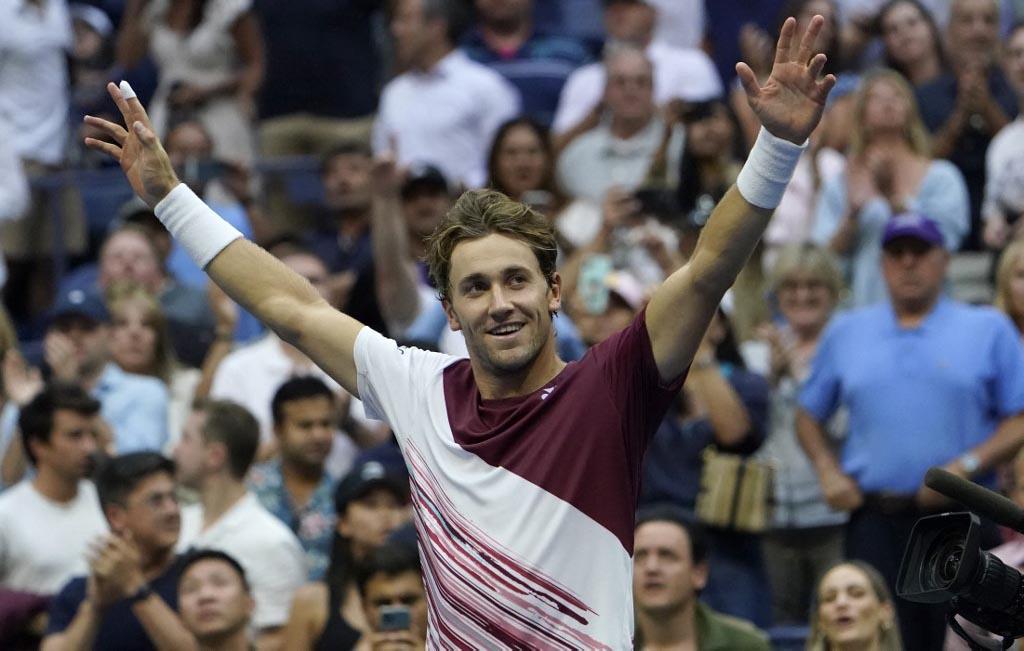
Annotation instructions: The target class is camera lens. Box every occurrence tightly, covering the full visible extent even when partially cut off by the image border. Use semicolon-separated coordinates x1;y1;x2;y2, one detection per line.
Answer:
924;530;966;590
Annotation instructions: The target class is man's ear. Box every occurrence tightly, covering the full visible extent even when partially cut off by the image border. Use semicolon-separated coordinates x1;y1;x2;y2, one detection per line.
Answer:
548;272;563;314
691;561;710;592
443;299;462;332
104;503;127;534
206;440;228;474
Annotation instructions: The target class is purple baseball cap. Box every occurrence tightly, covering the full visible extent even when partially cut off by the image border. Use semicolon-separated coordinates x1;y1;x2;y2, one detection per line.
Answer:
881;212;945;249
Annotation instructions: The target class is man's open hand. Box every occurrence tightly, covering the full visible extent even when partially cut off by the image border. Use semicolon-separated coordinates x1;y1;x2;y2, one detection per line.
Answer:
736;15;837;145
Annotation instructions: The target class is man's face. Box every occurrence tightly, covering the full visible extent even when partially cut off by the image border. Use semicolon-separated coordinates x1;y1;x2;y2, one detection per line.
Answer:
633;521;707;617
603;2;656;46
107;471;181;554
475;0;531;26
604;51;655;124
881;238;949;312
322;153;373;213
174;411;208;490
179;558;254;644
275;396;335;475
948;0;999;66
391;0;439;69
33;409;99;480
49;315;109;377
363;569;428;639
1005;28;1024;96
338;488;409;557
99;231;163;293
282;253;330;302
444;233;561;379
403;187;450;240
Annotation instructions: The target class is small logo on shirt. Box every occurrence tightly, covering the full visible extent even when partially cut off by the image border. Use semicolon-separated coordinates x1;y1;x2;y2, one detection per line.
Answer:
540;386;556;400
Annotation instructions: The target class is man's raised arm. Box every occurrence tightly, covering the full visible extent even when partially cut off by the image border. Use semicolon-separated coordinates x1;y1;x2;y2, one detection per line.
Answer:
647;16;836;382
84;83;364;396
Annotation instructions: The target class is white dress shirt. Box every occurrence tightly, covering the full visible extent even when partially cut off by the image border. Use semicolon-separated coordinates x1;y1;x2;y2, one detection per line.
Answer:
551;41;722;135
372;49;521;188
0;0;72;165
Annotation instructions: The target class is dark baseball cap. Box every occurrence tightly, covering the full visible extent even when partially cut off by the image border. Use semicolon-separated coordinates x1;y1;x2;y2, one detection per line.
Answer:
881;212;945;249
334;460;408;514
49;288;109;326
401;163;448;199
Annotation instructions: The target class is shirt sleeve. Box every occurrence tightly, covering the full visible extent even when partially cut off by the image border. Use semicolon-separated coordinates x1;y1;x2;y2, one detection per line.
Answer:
250;534;306;629
798;319;843;423
551;66;599;135
44;578;86;635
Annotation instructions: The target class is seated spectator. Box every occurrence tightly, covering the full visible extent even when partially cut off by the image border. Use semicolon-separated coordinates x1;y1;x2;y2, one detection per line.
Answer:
877;0;948;88
994;240;1024;338
981;23;1024;251
748;244;848;626
916;0;1018;249
814;70;969;307
116;0;264;164
177;549;255;651
807;561;902;651
174;400;306;649
373;0;521;188
0;384;107;596
355;543;427;650
209;245;384;451
556;45;684;203
487;117;568;225
250;376;357;580
44;286;170;452
282;461;411;649
550;0;722;138
633;504;771;650
461;0;590;127
43;452;194;650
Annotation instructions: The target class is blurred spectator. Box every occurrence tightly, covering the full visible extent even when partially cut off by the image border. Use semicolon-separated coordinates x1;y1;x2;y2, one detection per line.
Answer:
556;46;683;203
797;213;1024;649
250;376;357;580
877;0;948;88
916;0;1018;249
177;549;255;651
282;460;411;649
674;101;744;232
355;542;427;650
814;70;969;307
373;0;520;189
174;400;306;649
208;245;384;451
703;0;782;88
995;240;1024;337
0;0;88;322
461;0;590;127
632;505;771;650
640;309;773;627
807;561;902;651
748;244;847;625
550;0;722;138
45;286;170;453
0;384;106;595
68;3;117;134
116;0;264;164
43;452;193;650
981;23;1024;251
487;117;567;222
0;116;30;293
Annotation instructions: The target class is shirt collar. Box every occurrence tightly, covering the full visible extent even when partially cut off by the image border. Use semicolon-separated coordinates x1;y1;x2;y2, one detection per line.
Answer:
883;294;951;332
417;49;465;80
95;363;123;395
599;118;663;156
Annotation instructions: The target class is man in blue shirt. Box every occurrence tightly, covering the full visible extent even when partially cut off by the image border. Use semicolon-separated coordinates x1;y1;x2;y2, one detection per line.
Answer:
462;0;591;127
797;212;1024;650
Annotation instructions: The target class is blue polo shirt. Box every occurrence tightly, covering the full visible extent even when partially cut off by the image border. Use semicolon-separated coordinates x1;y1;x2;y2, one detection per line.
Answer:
799;298;1024;493
95;363;169;454
462;29;591;128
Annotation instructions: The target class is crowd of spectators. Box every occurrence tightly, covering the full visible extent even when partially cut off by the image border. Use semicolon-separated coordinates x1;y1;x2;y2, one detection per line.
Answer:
2;0;1024;648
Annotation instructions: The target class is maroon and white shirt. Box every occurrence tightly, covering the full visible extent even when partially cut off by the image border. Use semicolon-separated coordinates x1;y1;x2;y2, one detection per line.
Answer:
354;311;683;647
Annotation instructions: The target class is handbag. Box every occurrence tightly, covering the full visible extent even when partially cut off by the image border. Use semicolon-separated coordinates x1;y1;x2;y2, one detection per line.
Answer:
696;446;774;533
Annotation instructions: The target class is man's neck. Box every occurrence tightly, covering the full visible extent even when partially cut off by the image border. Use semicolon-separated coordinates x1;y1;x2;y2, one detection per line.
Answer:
610;115;653;140
333;209;370;236
481;17;531;53
472;337;566;401
140;545;176;580
414;43;453;73
199;629;250;651
281;460;324;510
637;601;697;650
894;295;941;328
200;474;248;530
32;467;79;503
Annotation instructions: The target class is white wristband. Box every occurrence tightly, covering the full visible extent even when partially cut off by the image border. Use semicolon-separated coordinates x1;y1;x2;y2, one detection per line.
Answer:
735;127;807;210
153;183;243;269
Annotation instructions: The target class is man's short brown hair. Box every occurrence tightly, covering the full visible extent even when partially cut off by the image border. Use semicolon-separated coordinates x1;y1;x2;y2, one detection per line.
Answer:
425;190;558;303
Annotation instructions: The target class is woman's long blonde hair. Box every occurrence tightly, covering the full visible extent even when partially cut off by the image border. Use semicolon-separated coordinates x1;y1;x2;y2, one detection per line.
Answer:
806;561;904;651
105;281;179;384
847;69;932;159
995;240;1024;327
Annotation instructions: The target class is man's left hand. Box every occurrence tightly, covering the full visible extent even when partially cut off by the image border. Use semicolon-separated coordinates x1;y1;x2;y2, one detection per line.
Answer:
736;15;837;145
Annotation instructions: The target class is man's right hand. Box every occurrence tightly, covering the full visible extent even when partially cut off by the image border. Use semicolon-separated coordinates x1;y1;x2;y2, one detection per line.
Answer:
83;82;180;208
820;470;863;511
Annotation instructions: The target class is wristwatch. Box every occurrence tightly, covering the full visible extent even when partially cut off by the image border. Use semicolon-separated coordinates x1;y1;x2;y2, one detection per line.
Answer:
128;583;153;605
958;452;981;478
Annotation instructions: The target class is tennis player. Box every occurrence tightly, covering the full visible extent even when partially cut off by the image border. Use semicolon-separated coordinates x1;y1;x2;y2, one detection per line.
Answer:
84;16;834;647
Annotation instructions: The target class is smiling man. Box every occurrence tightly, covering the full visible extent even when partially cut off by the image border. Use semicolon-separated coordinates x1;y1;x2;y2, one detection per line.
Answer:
84;15;834;646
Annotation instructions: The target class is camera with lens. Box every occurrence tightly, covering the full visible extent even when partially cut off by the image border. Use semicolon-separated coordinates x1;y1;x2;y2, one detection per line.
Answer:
898;512;1024;643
